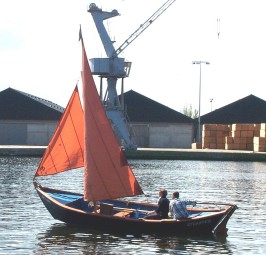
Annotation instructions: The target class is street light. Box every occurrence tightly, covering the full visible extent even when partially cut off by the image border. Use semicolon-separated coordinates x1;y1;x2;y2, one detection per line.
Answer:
210;98;214;111
192;61;210;142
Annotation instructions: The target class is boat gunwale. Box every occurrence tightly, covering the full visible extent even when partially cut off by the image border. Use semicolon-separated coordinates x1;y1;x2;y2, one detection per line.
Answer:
34;181;237;209
35;184;236;224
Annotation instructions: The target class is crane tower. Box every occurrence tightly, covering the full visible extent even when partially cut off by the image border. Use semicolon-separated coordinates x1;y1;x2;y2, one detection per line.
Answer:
88;1;175;150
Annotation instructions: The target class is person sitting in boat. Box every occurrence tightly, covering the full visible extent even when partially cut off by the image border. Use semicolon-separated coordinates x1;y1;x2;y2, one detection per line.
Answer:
145;188;170;219
169;191;197;219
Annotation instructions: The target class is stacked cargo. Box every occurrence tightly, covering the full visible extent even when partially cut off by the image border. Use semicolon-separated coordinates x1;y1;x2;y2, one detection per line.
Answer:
254;123;266;152
225;124;256;150
191;142;202;149
253;137;266;152
202;124;229;149
259;123;266;137
193;123;266;152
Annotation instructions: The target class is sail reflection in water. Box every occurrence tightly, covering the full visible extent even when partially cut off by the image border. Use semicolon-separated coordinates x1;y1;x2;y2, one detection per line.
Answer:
0;158;266;254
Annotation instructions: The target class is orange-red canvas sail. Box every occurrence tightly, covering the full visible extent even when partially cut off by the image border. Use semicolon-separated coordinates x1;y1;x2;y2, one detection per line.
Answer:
81;41;143;201
35;86;84;176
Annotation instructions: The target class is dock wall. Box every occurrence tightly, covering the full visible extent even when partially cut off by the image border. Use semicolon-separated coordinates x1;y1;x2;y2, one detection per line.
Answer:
1;146;266;161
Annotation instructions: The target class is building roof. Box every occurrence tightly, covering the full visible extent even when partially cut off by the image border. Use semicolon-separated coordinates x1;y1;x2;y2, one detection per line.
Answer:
200;94;266;124
122;90;193;123
0;87;64;121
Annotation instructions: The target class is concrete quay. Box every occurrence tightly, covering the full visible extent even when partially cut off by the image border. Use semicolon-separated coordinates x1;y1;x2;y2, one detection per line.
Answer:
126;148;266;161
0;145;46;157
1;145;266;161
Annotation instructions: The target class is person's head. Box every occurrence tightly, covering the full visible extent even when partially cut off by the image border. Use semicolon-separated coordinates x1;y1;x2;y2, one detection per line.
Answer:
172;191;179;199
159;188;167;198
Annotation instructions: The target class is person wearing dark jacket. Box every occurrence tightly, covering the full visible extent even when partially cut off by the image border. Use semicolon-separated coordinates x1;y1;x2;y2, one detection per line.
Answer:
145;188;170;219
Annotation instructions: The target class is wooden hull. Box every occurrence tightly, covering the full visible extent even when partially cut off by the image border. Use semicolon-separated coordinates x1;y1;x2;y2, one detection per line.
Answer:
34;183;237;236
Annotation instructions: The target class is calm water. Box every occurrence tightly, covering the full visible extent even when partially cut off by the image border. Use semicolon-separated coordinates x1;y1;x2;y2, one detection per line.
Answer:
0;157;266;254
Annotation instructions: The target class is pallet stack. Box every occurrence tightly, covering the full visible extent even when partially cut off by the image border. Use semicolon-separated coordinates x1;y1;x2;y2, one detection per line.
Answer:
225;124;258;151
202;124;229;149
193;123;266;152
253;137;266;152
253;123;266;152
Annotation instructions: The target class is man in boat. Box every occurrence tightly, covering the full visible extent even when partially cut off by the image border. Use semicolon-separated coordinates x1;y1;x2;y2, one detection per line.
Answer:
169;191;197;219
145;188;170;219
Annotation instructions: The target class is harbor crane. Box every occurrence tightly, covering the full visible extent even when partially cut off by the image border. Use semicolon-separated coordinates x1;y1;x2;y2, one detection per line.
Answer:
88;0;175;150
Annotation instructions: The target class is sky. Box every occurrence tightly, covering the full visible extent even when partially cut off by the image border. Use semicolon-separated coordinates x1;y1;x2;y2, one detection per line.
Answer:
1;0;266;116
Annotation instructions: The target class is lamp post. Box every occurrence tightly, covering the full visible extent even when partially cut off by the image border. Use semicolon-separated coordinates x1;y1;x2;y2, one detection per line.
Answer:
210;98;213;111
192;61;210;142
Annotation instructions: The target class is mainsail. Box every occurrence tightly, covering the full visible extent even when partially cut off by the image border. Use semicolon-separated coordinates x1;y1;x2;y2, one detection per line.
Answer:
81;39;143;201
35;87;84;176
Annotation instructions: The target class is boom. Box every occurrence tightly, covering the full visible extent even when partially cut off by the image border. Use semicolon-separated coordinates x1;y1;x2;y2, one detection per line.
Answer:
115;0;176;56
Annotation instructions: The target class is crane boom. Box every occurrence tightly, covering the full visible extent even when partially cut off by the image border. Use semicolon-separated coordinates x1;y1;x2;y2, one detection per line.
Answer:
115;0;176;56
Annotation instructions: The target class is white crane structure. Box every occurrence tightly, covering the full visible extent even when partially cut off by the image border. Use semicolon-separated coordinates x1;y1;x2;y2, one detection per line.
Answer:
88;0;175;150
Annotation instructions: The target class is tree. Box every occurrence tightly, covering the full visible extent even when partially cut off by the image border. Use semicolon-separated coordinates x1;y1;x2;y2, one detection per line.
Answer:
182;104;198;119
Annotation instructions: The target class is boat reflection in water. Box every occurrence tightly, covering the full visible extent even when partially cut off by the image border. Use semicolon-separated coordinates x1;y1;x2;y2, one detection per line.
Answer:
35;223;233;255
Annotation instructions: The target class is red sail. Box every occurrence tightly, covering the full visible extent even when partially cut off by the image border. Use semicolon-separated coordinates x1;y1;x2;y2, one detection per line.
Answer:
81;41;143;201
35;86;84;176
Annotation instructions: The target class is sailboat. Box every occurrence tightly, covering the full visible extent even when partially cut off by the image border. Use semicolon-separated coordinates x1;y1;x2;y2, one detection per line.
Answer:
33;36;237;236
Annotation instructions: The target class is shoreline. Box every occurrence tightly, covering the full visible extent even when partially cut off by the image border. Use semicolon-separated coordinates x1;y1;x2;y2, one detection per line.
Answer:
1;145;266;161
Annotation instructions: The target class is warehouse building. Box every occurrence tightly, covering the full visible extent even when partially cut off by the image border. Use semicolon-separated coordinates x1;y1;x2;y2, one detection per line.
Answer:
0;88;63;145
0;88;194;148
122;90;194;148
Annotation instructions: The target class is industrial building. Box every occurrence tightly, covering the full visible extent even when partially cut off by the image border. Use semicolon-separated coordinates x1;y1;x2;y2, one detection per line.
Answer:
0;88;63;145
2;87;266;149
0;87;193;148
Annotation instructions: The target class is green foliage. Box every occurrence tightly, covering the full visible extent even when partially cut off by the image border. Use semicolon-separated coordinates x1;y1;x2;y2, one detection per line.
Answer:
182;104;198;119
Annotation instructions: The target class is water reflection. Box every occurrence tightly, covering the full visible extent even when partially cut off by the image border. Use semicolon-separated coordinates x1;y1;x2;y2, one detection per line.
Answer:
35;223;233;255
